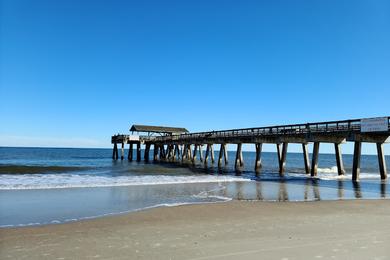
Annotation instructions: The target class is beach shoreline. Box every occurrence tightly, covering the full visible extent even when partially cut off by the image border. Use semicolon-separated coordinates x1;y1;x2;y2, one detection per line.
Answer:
1;200;390;259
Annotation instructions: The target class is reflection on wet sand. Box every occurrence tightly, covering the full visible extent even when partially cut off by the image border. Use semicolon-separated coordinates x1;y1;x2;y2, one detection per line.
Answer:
278;180;289;201
381;181;386;198
352;181;362;199
222;178;388;201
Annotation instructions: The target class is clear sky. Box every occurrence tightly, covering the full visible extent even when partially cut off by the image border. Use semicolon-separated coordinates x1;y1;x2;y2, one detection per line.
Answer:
1;0;389;154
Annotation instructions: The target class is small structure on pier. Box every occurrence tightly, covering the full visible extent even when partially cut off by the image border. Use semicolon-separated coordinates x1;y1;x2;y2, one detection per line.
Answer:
130;125;188;136
111;125;188;162
111;117;390;181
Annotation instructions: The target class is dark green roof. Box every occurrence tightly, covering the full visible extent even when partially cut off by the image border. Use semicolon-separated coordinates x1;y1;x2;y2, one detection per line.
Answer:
130;125;189;134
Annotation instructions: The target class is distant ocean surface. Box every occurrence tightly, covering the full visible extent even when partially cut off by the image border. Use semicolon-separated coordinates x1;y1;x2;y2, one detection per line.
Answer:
0;147;389;228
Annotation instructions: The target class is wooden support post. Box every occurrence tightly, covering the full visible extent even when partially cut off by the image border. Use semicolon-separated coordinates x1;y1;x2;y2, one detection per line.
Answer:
165;145;170;160
192;145;198;163
136;142;141;162
276;143;282;165
377;143;387;180
182;145;187;162
158;145;162;159
210;144;215;164
177;144;183;161
239;144;244;167
255;143;262;172
144;143;150;162
218;144;224;167
311;142;320;177
199;145;204;162
158;144;164;161
128;143;133;161
112;143;118;160
120;142;125;160
302;143;311;174
168;145;174;160
279;142;288;176
165;145;170;159
171;145;176;161
352;141;362;181
174;145;180;161
334;143;345;176
204;144;210;165
153;144;159;161
235;143;243;170
224;144;228;165
188;144;193;161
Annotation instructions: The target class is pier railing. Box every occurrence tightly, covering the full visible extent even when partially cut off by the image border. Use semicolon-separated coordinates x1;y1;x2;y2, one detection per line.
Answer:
151;117;390;142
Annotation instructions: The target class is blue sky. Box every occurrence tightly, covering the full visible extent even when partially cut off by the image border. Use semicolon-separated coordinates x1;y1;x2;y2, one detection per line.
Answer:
0;0;389;154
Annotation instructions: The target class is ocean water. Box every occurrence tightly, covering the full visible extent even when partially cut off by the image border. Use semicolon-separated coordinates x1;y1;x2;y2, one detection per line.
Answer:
0;147;389;227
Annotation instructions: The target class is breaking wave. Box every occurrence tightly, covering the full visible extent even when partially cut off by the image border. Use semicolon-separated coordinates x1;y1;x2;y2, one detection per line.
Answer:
0;173;251;190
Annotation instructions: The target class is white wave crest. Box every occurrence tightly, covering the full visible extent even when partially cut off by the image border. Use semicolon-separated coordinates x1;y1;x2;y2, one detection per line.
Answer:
317;166;338;173
0;174;251;190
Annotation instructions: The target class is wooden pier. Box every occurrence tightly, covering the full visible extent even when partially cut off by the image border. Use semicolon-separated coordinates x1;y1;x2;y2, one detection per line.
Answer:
111;117;390;181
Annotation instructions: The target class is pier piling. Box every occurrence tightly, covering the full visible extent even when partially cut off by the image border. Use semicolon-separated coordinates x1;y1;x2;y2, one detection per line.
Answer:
210;145;215;164
352;141;362;181
121;142;125;160
302;143;311;174
136;143;141;162
218;144;224;167
376;143;387;179
334;143;345;176
235;143;243;170
112;143;118;160
255;143;262;172
128;143;133;161
311;142;320;177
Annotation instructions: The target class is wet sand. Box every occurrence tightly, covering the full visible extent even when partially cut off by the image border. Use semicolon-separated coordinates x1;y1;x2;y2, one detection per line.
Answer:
1;200;390;259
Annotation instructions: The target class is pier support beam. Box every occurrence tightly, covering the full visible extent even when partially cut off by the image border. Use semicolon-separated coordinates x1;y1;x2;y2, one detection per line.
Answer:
217;144;228;167
153;144;159;161
188;144;193;161
210;144;215;164
204;144;210;165
377;143;387;180
112;143;118;160
162;145;167;160
182;145;187;162
144;143;151;162
235;143;243;170
192;145;198;163
224;144;228;165
218;144;223;167
167;145;174;161
302;143;311;174
276;143;282;166
136;142;141;162
334;143;345;176
128;143;133;161
352;141;362;181
121;142;125;160
199;145;204;162
173;145;179;161
279;142;288;176
218;144;224;167
255;143;262;172
311;142;320;177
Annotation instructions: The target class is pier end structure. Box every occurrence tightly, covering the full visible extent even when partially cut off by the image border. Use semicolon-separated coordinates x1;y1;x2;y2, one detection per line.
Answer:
112;117;390;181
111;125;189;162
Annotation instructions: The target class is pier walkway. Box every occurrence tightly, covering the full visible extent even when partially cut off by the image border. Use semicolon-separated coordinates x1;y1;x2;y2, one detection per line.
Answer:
111;117;390;181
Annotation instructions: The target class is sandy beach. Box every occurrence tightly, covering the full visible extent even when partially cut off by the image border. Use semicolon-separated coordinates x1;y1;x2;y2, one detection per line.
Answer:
1;200;390;259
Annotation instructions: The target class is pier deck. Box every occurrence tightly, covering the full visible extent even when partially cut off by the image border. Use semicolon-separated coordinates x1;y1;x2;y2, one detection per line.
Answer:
112;117;390;181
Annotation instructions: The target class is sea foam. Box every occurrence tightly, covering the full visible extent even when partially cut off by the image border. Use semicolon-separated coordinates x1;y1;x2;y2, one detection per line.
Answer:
0;173;251;190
